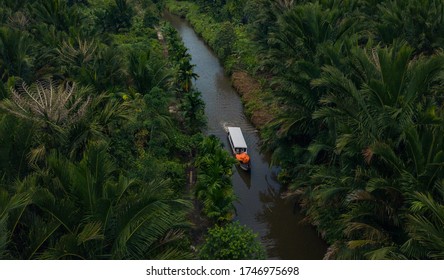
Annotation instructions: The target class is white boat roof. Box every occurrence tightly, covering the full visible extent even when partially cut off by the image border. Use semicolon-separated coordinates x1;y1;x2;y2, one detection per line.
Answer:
227;127;247;148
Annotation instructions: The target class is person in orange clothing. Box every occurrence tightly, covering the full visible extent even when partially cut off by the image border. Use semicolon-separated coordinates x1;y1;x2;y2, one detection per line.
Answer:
235;152;250;164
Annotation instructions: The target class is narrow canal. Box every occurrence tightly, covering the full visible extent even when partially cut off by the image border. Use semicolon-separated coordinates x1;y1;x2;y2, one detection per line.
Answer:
164;11;327;259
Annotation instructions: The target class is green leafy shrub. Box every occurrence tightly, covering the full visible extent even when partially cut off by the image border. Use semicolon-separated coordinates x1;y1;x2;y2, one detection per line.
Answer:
214;21;236;61
195;136;236;223
99;0;134;33
199;221;266;260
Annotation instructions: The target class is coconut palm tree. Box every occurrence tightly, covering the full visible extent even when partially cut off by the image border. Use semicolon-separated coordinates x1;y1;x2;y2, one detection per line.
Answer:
14;142;193;259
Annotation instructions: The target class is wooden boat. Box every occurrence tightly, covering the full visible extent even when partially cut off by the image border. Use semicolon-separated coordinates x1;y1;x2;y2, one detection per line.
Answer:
227;127;251;171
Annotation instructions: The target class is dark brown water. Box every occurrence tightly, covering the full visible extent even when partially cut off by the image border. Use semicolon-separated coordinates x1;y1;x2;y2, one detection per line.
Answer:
164;11;328;259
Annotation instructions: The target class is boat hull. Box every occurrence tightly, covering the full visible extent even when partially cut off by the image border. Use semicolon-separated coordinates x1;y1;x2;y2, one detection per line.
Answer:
239;162;251;171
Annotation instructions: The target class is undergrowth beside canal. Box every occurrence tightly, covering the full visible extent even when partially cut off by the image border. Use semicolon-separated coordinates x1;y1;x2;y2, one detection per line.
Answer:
164;0;278;129
162;14;267;259
165;0;444;260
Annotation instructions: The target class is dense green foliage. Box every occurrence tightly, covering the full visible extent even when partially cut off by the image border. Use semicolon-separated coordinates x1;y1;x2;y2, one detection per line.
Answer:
154;17;264;257
165;0;258;73
167;0;444;259
0;0;257;260
195;135;237;223
0;0;216;259
199;221;266;260
6;0;443;261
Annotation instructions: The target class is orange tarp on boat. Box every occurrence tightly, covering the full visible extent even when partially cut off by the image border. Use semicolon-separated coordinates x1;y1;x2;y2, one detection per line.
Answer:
236;152;250;164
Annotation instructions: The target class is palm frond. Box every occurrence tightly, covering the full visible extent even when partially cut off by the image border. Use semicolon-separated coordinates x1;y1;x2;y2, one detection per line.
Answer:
77;221;104;245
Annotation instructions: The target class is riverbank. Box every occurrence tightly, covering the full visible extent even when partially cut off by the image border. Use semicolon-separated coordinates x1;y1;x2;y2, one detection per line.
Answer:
164;0;278;130
163;0;444;261
163;10;328;259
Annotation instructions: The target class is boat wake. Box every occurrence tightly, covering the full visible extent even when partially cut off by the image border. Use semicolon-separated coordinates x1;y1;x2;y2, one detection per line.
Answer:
221;121;257;133
221;121;233;132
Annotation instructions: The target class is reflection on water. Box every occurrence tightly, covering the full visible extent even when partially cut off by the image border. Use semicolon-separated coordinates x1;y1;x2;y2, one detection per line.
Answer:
236;166;252;189
164;11;327;259
256;188;328;259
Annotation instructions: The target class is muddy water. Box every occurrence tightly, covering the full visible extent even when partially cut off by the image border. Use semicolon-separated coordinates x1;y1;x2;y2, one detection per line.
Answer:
164;11;327;259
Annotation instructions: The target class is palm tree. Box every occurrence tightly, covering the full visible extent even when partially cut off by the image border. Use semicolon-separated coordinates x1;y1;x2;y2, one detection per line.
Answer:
16;142;193;259
0;183;32;259
260;2;362;180
176;56;199;93
402;191;444;259
57;37;98;79
82;45;127;92
195;136;237;224
30;0;83;33
0;27;32;81
243;0;279;52
1;79;91;160
377;0;444;55
0;113;34;181
111;178;192;259
307;42;444;259
0;174;35;259
1;0;29;12
180;89;206;133
100;0;134;33
127;49;171;95
2;79;90;126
